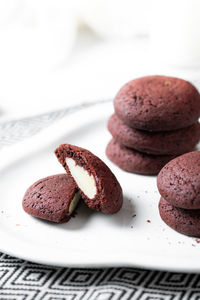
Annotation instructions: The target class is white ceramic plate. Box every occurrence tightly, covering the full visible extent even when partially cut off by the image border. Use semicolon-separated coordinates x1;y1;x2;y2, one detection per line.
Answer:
1;102;200;272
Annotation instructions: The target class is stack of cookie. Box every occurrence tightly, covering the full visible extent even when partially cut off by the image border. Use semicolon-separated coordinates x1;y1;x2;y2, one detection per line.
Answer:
106;75;200;175
157;151;200;237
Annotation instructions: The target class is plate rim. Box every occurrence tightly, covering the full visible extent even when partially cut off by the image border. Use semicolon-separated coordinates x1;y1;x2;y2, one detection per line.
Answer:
1;101;200;273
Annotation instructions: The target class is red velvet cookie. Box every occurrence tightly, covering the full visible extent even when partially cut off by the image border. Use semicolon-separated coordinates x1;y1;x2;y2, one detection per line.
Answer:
157;151;200;209
106;139;175;175
114;75;200;131
23;174;80;223
108;114;200;155
159;197;200;237
55;144;123;214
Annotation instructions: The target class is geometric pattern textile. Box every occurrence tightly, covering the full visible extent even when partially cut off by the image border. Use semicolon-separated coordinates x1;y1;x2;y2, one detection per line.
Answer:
0;253;200;300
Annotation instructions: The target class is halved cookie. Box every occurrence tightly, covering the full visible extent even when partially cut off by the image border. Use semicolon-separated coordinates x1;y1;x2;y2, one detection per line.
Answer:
23;174;80;223
55;144;123;214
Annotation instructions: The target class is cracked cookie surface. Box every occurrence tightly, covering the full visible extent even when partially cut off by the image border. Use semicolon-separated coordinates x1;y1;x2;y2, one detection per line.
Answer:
23;174;78;222
108;114;200;155
114;75;200;131
159;197;200;237
106;139;175;175
157;151;200;209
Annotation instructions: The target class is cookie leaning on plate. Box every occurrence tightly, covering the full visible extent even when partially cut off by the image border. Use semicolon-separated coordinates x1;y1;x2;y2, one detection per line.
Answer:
114;75;200;131
55;144;123;214
23;174;81;223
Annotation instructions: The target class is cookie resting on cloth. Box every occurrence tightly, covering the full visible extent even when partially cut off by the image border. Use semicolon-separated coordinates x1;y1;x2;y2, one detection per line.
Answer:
159;197;200;237
106;139;175;175
108;114;200;155
157;151;200;209
55;144;123;214
114;75;200;131
22;174;80;223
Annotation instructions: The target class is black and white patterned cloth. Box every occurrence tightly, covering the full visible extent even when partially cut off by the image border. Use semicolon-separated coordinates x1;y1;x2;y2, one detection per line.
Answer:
1;252;200;300
1;100;200;300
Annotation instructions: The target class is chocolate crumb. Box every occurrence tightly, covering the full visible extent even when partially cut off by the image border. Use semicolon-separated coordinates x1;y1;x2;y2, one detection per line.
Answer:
147;220;151;223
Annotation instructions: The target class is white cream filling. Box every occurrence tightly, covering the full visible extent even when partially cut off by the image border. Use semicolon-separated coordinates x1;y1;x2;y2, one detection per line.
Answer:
66;158;97;199
69;191;81;215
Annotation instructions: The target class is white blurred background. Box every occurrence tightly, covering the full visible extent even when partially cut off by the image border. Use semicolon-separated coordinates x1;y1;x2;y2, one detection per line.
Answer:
0;0;200;121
